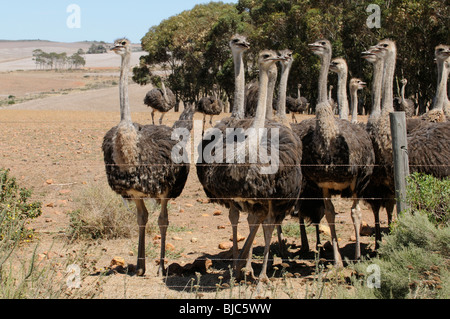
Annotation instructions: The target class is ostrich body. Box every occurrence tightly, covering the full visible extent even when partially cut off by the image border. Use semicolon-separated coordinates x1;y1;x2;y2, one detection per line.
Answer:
197;50;303;282
393;79;415;117
197;88;222;133
102;39;194;276
286;84;309;123
349;78;366;124
330;58;350;121
301;39;375;266
144;81;176;125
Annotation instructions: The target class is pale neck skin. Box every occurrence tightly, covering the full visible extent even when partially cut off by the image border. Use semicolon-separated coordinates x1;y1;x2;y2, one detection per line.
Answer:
232;49;246;119
433;58;449;111
276;59;293;123
336;70;349;120
381;47;396;115
318;52;332;104
350;84;360;124
266;64;278;120
401;81;407;103
367;56;383;120
252;62;271;129
119;50;132;124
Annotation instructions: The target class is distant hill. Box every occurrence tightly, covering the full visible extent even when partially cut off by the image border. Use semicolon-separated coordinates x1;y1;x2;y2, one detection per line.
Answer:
0;40;143;71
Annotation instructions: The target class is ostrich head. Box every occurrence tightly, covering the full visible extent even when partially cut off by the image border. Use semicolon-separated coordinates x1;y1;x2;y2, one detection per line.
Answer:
435;44;450;63
308;39;332;58
350;78;366;91
111;38;131;56
330;58;348;75
258;50;285;70
278;49;294;67
230;34;250;53
401;78;408;85
373;39;397;60
362;46;380;64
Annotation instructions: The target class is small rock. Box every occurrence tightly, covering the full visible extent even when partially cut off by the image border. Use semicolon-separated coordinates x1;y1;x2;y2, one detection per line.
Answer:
46;179;54;185
229;234;245;242
166;243;175;251
59;189;71;195
172;236;182;241
186;203;193;207
218;242;233;250
179;208;185;213
213;210;222;216
110;256;126;268
217;225;226;229
46;202;55;208
191;238;198;243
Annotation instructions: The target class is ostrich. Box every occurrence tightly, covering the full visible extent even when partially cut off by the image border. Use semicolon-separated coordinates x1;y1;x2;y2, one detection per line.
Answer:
197;50;303;282
144;80;176;125
329;58;350;121
407;45;449;133
349;78;366;124
407;47;450;179
286;84;309;123
197;87;223;134
244;61;279;119
301;39;375;266
197;34;250;271
361;40;399;249
102;38;194;276
393;78;415;117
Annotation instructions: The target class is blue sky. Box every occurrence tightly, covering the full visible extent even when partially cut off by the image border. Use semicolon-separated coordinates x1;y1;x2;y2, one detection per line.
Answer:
0;0;238;43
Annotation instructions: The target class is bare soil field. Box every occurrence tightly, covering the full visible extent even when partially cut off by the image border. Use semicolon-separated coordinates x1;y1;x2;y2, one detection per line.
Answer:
0;68;388;299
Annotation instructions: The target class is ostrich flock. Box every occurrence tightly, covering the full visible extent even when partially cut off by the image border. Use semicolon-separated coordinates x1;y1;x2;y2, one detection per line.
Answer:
102;36;449;283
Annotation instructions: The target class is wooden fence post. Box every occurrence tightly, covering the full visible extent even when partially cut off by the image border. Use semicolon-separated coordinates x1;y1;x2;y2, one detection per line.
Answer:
390;112;410;215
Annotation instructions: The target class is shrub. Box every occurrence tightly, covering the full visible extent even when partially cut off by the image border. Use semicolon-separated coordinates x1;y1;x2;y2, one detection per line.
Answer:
0;168;42;242
406;173;449;226
67;184;155;240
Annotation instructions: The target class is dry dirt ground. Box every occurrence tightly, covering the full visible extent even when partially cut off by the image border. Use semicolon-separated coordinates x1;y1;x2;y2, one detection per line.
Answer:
0;69;391;299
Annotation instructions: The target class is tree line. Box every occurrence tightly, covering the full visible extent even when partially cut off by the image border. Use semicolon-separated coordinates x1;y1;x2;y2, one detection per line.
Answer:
133;0;449;114
32;49;86;70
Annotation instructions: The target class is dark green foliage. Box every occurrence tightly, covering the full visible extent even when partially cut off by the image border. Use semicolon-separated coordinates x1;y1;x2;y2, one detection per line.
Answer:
0;168;42;242
134;0;448;114
406;173;449;226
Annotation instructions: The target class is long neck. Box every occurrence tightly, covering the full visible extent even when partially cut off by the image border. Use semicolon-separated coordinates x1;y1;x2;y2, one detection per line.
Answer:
297;86;301;101
119;53;132;124
277;63;291;121
161;81;170;104
252;67;269;129
318;53;331;103
337;71;349;120
369;60;383;120
433;60;449;110
232;51;245;119
266;64;277;120
401;82;406;102
350;87;358;124
381;52;396;115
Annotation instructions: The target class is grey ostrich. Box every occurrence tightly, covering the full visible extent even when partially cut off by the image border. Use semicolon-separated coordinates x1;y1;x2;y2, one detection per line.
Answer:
197;87;223;134
286;84;309;123
434;44;450;118
393;78;415;117
349;78;366;124
301;39;375;266
361;40;398;249
102;38;194;276
144;80;176;125
329;58;350;121
197;50;303;282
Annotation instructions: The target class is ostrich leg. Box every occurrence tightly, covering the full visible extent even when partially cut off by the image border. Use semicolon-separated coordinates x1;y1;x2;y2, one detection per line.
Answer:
322;188;343;267
134;199;149;276
158;198;169;276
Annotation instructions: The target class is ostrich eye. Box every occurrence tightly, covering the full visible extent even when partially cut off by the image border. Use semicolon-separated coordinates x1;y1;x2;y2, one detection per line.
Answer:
383;44;388;48
122;41;127;45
